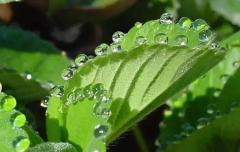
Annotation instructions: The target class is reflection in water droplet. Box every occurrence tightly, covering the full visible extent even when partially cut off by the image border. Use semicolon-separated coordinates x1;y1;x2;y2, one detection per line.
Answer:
213;88;221;97
61;68;73;80
101;108;111;119
231;102;240;111
40;96;49;108
207;103;216;114
135;36;147;45
94;124;109;140
83;85;94;98
159;13;174;25
198;29;212;42
25;72;32;80
178;17;191;30
110;43;121;52
174;35;188;46
95;43;109;56
154;33;168;44
51;85;64;98
232;61;240;68
86;139;106;152
193;19;208;31
75;54;88;66
12;137;30;152
10;112;26;127
215;110;224;118
135;22;142;28
112;31;125;43
196;118;208;129
0;95;16;111
209;40;220;50
220;74;229;84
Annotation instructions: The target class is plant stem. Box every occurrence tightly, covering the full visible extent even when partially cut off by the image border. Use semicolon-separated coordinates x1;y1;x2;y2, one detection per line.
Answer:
132;125;150;152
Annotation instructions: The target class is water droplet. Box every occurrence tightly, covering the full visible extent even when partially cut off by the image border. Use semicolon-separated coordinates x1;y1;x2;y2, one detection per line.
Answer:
232;61;240;68
154;33;168;44
215;47;227;55
112;31;125;43
159;13;174;25
75;54;88;66
25;72;32;80
48;81;55;89
95;43;109;56
58;104;68;113
209;40;220;50
67;92;76;104
135;36;147;45
10;112;26;127
88;55;95;60
214;110;224;118
135;22;142;28
173;134;182;143
94;124;110;140
51;85;64;98
0;95;16;111
178;17;191;30
196;118;208;129
74;88;85;101
213;88;221;97
92;83;104;95
199;29;212;42
83;84;94;98
95;90;111;102
93;101;109;116
185;126;195;136
110;43;121;52
101;108;111;119
61;68;73;80
207;103;216;114
220;74;229;84
86;139;106;152
231;102;240;111
174;35;188;46
12;137;30;152
69;65;78;73
40;96;50;108
193;19;208;31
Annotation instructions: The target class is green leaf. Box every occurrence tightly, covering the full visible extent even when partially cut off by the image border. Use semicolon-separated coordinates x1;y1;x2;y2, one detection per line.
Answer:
165;109;240;152
210;0;240;26
25;142;77;152
48;16;226;151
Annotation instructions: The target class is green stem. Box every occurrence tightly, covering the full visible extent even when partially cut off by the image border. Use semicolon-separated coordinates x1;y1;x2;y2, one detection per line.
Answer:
132;125;150;152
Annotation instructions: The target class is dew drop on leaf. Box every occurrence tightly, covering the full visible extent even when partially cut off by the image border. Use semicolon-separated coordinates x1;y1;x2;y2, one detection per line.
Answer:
92;83;104;95
198;29;212;42
75;54;88;66
9;112;26;127
213;88;221;97
215;47;227;55
94;90;111;102
40;96;50;108
95;43;109;56
231;102;240;111
12;137;30;152
159;13;174;25
134;22;142;28
214;110;224;118
86;139;106;152
209;40;220;50
232;61;240;68
74;88;85;101
0;95;16;111
93;124;110;140
83;84;94;98
110;42;121;53
50;85;64;98
25;72;32;80
220;74;229;84
112;31;125;43
193;19;208;31
207;103;216;114
93;101;109;116
196;118;208;129
135;36;147;45
61;68;73;80
67;92;77;104
178;17;191;30
154;33;168;44
101;108;111;119
174;35;188;46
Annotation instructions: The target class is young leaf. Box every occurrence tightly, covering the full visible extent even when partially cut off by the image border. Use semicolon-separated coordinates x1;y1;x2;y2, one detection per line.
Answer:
47;14;226;151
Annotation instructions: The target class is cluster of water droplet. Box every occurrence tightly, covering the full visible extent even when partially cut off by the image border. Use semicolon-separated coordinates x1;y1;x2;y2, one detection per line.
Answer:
0;83;30;152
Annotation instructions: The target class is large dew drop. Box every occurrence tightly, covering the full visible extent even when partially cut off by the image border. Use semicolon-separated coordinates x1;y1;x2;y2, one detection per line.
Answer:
86;139;106;152
50;85;64;98
61;68;73;80
198;29;212;42
174;35;188;46
154;33;168;44
135;36;147;45
110;43;121;53
12;137;30;152
95;43;109;56
9;112;26;127
83;84;94;98
178;17;191;30
40;96;50;108
159;13;174;25
193;19;208;31
0;95;17;111
75;54;88;66
93;124;110;140
112;31;125;43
